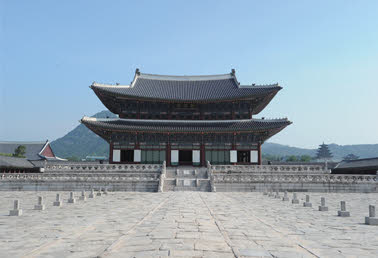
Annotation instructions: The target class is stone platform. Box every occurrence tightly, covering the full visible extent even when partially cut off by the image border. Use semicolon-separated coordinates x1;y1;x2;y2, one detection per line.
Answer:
0;191;377;257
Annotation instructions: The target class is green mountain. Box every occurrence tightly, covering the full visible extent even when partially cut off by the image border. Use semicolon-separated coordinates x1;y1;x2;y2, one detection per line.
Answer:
51;111;116;159
262;142;378;160
51;110;378;161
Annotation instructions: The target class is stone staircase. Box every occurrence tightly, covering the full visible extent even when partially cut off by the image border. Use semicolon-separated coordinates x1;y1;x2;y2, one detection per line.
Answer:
163;166;211;192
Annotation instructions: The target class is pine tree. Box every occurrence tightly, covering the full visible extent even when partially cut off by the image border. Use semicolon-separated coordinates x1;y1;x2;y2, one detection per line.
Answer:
13;145;26;157
316;143;333;160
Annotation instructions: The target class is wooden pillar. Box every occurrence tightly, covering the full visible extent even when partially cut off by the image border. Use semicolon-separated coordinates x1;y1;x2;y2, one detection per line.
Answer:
109;142;114;164
166;133;171;166
200;143;205;167
258;142;262;165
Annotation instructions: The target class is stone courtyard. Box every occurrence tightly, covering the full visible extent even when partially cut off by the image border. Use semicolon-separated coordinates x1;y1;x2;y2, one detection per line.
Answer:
0;191;377;258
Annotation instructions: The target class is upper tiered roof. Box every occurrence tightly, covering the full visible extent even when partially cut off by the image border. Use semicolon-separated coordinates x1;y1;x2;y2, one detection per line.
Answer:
91;69;281;104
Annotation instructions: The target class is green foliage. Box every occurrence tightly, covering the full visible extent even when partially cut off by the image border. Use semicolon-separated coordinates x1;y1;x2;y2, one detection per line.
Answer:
299;155;313;162
0;152;14;157
65;156;81;161
262;154;283;162
13;145;26;157
286;155;298;162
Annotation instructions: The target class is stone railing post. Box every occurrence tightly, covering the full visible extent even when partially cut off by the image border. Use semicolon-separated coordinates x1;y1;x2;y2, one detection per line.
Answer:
207;161;216;192
158;161;166;192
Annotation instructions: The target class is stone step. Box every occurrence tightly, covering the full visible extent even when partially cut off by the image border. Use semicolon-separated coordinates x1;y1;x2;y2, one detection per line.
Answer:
173;186;210;192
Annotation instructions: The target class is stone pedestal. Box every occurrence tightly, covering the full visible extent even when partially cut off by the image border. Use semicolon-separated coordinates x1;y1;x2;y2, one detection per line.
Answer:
318;197;328;211
365;205;378;225
89;189;95;198
303;195;312;207
338;201;350;217
274;191;280;199
282;191;289;201
53;194;62;206
292;193;299;204
97;188;102;196
68;192;76;203
34;196;45;210
79;190;87;201
9;200;22;216
268;190;274;197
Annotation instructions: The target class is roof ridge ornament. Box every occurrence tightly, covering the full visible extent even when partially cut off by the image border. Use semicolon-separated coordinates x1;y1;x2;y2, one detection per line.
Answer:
135;68;140;76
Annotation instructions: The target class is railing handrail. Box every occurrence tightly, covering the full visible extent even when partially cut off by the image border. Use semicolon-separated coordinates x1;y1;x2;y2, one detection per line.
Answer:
211;164;331;174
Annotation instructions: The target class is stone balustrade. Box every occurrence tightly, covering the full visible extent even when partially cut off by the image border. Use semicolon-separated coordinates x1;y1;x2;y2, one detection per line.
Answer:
212;173;377;184
44;163;163;173
211;164;329;174
1;172;160;182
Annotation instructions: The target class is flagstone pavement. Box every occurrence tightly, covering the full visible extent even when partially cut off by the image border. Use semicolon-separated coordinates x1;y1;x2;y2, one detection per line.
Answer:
0;191;377;257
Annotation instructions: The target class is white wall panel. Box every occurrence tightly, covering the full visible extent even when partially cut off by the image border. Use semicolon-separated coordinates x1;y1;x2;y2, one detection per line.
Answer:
230;150;237;163
134;149;141;162
113;149;120;162
250;150;258;163
171;150;178;163
193;150;200;163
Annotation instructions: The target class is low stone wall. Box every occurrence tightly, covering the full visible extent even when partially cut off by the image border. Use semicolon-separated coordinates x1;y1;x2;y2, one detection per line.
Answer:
0;172;160;192
211;164;329;174
44;163;163;173
213;173;378;193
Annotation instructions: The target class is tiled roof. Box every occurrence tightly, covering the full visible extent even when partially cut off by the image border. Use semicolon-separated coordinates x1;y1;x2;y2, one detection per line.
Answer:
91;71;281;102
0;141;47;161
81;117;291;133
0;155;35;168
334;157;378;170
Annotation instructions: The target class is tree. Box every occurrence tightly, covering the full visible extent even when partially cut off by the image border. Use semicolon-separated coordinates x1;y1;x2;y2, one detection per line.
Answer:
300;155;312;162
13;145;26;157
286;155;298;162
316;143;333;160
65;156;80;161
343;154;359;160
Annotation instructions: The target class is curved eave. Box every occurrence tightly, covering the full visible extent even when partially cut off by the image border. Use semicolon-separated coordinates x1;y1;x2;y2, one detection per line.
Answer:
80;117;291;135
91;84;281;106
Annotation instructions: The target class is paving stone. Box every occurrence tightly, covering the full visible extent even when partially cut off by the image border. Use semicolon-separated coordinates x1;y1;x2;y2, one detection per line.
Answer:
194;240;231;252
0;192;377;257
238;248;273;257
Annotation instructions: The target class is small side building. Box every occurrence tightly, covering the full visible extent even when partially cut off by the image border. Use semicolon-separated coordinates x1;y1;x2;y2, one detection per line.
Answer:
0;156;41;173
0;140;63;162
0;140;65;172
332;157;378;175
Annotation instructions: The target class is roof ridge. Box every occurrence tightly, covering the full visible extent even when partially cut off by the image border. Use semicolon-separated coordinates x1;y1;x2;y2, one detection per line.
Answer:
81;116;290;124
137;72;234;81
0;141;46;144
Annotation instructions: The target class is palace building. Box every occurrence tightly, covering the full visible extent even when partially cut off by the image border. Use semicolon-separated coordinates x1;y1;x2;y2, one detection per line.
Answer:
81;69;291;166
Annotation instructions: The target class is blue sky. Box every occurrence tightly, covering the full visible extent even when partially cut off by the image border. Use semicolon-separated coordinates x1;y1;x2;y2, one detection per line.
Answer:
1;0;378;148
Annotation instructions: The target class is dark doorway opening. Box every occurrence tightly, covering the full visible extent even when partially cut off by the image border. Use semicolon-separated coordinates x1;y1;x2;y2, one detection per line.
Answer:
121;150;134;162
179;150;192;164
237;151;250;163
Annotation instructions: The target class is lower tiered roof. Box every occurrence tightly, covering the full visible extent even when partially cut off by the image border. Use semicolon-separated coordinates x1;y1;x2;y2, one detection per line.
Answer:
81;117;291;141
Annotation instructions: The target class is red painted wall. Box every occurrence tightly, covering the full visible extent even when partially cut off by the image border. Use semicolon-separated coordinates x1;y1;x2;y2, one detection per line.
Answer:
41;144;55;158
